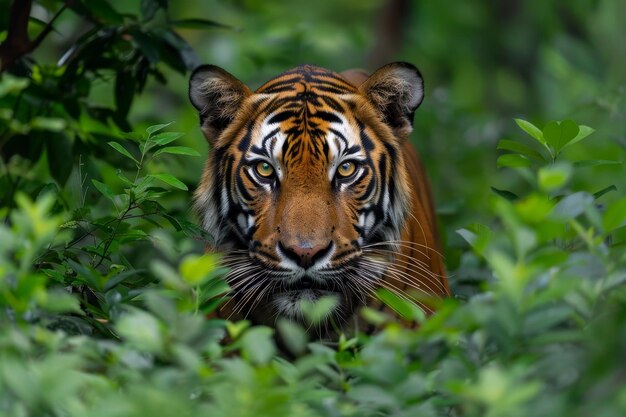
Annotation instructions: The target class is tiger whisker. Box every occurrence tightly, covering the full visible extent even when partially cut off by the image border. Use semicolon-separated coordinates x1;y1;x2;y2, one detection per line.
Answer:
359;257;447;294
352;267;432;315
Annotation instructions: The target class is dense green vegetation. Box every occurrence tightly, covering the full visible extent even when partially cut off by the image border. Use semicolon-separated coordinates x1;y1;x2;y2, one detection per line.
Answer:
1;0;625;416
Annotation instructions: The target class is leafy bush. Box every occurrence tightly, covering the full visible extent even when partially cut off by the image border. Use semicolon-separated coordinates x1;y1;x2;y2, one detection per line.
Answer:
2;114;626;416
2;1;626;416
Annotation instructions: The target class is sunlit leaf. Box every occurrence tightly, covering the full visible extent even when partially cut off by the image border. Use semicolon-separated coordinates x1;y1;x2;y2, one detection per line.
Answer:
538;162;572;191
179;253;219;285
146;122;175;135
153;146;200;157
514;118;547;148
300;296;339;325
148;173;188;190
150;131;184;145
376;288;425;322
562;125;595;149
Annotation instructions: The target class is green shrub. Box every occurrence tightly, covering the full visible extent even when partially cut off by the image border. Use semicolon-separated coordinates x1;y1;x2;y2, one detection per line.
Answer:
2;116;626;416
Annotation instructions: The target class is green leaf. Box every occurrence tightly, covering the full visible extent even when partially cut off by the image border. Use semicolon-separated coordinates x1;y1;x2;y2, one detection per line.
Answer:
457;223;492;254
91;179;115;201
108;141;138;163
0;75;29;96
276;319;308;356
491;187;519;201
551;192;594;221
153;146;200;157
542;121;561;150
497;153;531;168
300;296;340;324
116;169;134;185
150;131;184;145
41;291;83;314
169;18;231;30
376;287;425;322
140;0;167;22
603;197;626;232
538;162;572;191
134;176;156;194
117;310;164;354
115;70;135;119
129;29;161;63
30;117;67;131
146;122;175;135
226;321;251;340
558;120;579;150
148;173;188;190
497;139;545;162
118;229;149;243
179;253;220;285
573;159;622;167
360;307;392;326
562;125;595;149
543;120;580;153
104;269;143;292
118;131;144;142
81;0;124;24
46;133;74;185
514;118;547;148
240;327;276;365
348;385;397;409
159;30;200;71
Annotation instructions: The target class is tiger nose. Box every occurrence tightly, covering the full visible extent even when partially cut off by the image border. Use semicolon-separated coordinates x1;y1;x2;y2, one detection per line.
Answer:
279;241;332;268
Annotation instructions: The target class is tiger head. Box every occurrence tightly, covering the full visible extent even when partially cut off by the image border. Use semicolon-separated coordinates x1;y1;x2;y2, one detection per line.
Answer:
189;63;425;329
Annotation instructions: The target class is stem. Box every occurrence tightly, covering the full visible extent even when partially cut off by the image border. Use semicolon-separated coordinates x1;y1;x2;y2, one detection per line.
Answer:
134;138;152;183
92;203;136;268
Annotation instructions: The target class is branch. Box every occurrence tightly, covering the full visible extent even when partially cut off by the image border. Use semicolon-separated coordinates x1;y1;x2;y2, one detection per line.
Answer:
0;0;66;72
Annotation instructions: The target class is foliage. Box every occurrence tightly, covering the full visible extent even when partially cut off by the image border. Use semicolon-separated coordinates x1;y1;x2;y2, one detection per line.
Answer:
1;0;626;416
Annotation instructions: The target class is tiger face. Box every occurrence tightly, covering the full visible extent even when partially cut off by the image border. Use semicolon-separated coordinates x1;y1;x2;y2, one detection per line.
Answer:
189;63;426;329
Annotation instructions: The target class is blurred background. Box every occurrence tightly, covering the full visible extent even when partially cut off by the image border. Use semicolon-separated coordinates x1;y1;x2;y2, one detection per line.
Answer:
3;0;626;274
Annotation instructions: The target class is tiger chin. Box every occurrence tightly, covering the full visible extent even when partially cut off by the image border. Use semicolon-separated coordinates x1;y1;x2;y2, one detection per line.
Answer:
189;62;450;336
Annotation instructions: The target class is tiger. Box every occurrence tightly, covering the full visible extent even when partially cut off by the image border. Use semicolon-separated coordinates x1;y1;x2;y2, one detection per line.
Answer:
188;62;450;336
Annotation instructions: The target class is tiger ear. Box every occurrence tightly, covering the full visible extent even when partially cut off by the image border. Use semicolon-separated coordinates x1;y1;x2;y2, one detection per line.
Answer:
359;62;424;138
189;65;252;144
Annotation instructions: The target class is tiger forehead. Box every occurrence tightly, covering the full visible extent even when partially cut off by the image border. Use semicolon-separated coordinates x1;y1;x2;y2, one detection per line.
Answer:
246;66;362;167
252;108;359;169
255;64;357;95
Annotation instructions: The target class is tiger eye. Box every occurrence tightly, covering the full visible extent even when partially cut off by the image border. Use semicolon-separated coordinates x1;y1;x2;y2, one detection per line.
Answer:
337;161;356;178
255;161;275;177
